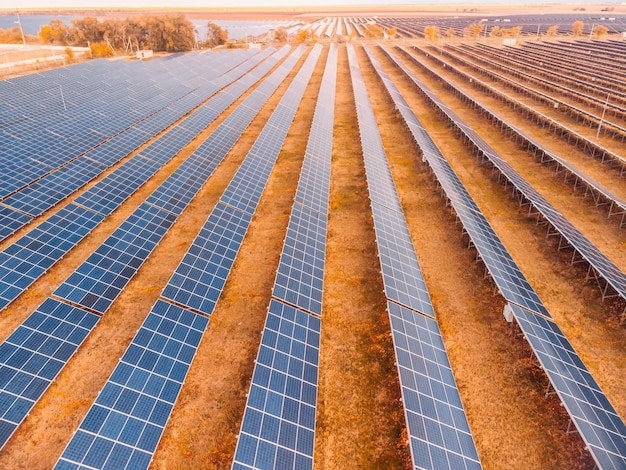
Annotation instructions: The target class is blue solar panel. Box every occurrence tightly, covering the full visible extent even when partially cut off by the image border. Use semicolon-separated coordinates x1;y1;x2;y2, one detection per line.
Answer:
161;202;251;315
0;206;32;242
233;43;334;470
0;298;99;448
0;204;104;312
55;300;208;470
3;157;106;217
53;203;176;313
272;203;326;316
387;302;481;470
509;304;626;469
233;299;320;470
371;203;435;317
349;43;482;469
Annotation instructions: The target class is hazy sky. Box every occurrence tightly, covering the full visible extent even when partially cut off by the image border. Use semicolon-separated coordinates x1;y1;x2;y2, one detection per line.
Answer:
6;0;436;8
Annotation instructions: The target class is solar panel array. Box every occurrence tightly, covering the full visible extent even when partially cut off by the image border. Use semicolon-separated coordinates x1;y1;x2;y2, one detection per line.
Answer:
396;45;626;305
0;52;242;238
349;43;481;470
233;43;337;470
408;44;626;222
0;45;291;450
55;44;321;470
0;48;278;314
377;44;626;469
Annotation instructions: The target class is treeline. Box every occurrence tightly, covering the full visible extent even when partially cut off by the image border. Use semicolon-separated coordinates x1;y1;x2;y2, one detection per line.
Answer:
38;14;196;53
0;27;38;44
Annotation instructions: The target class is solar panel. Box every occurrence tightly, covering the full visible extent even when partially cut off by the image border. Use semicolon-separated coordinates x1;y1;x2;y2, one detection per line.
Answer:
509;304;626;469
53;203;176;313
55;300;208;470
374;43;626;469
233;44;336;470
0;204;104;312
161;202;251;315
0;206;32;242
272;203;326;316
233;299;320;470
54;45;318;470
0;298;99;448
349;43;482;469
388;302;481;470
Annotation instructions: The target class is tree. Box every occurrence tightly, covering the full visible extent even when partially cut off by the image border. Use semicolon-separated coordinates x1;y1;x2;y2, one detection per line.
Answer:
593;24;609;38
72;17;105;45
465;22;484;39
64;47;75;63
274;27;288;42
490;26;501;37
546;25;558;38
205;22;228;48
387;27;397;38
364;24;384;38
511;26;522;37
444;27;456;38
572;20;584;36
39;19;73;45
143;14;195;52
424;25;440;40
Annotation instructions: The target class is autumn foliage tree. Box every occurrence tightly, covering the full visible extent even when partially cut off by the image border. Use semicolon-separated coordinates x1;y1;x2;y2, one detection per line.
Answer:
204;22;228;48
444;27;456;38
546;25;559;38
593;24;609;38
465;22;484;39
38;14;196;53
572;20;584;36
424;25;440;40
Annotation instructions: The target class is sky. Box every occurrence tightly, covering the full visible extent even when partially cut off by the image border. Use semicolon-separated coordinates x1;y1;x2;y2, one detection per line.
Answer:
6;0;426;8
2;0;607;9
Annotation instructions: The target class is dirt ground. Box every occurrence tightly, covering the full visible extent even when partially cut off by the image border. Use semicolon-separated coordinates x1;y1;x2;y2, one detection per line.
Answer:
0;7;624;470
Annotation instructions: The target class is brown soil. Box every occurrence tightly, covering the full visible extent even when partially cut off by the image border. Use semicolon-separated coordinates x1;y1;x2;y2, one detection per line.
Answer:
0;11;624;469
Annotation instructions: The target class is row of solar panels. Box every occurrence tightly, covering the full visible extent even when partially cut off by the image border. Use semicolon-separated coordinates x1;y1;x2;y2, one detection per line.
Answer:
407;44;626;226
443;43;626;138
55;44;317;470
396;45;626;307
376;15;626;38
350;43;482;470
233;43;335;470
0;45;294;450
0;50;256;238
376;43;626;469
471;42;626;97
0;48;282;316
456;43;626;115
412;43;626;179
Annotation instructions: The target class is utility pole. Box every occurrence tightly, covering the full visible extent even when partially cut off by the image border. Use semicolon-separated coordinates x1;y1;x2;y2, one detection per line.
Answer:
16;11;26;45
596;93;610;138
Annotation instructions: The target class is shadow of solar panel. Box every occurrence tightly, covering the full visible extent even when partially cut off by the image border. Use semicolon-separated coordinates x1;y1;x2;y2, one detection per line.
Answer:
55;300;207;470
0;298;98;448
509;304;626;468
233;299;320;470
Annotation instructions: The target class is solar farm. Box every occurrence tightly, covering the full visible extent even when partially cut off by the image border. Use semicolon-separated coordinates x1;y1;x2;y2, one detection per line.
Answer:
0;11;625;470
